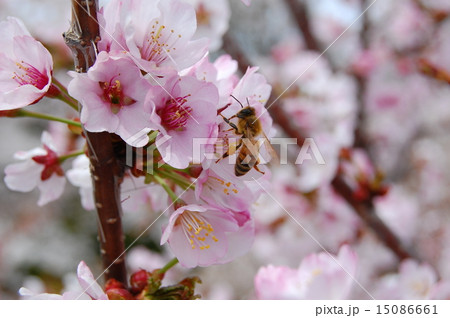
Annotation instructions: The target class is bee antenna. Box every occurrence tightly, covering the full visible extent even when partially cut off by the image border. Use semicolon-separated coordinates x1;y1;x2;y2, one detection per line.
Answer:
230;95;244;109
246;98;250;107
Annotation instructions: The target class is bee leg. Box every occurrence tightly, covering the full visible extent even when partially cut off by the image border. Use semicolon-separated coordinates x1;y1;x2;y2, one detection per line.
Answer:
215;150;230;163
220;114;239;133
217;103;231;116
253;162;265;175
215;139;242;163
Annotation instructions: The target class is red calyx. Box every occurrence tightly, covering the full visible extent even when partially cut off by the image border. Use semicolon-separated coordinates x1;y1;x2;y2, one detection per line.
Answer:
32;145;64;181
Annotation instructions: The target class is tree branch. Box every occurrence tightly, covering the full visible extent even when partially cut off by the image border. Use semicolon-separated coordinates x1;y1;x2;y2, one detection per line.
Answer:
284;0;321;52
64;0;128;286
331;175;413;260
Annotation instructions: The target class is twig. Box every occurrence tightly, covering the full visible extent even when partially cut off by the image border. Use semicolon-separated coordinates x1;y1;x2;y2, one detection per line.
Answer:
64;0;128;286
331;175;413;260
283;0;320;52
352;0;370;149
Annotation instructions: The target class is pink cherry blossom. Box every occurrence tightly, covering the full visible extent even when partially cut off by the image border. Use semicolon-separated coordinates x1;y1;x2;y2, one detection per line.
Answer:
375;186;419;245
182;0;230;51
255;245;358;299
184;54;239;106
161;202;239;268
195;166;257;211
4;131;66;206
374;260;440;299
0;17;53;110
76;261;108;300
218;209;255;264
254;265;299;300
19;261;108;300
98;0;208;73
150;74;218;169
375;0;433;52
121;174;169;213
66;154;95;211
241;0;252;7
68;52;155;147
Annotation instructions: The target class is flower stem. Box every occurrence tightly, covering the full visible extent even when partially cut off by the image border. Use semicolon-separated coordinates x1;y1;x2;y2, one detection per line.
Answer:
157;169;194;190
59;149;85;163
153;174;181;203
158;258;179;274
52;77;79;111
148;130;159;143
16;109;81;127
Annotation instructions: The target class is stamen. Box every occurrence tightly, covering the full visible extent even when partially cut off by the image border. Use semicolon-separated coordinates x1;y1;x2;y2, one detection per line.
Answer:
12;61;49;89
178;210;218;251
141;20;183;65
157;95;192;131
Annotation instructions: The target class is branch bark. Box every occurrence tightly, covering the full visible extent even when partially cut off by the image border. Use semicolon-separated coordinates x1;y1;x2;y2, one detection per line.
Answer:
331;175;413;260
64;0;128;285
284;0;321;52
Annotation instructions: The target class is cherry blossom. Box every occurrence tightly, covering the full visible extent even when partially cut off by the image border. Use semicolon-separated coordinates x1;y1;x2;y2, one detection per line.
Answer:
254;245;358;299
374;260;450;300
373;0;433;52
161;202;240;268
98;0;208;73
66;154;94;211
68;52;155;147
375;186;419;245
184;54;239;106
4;131;66;206
121;174;169;213
0;17;53;110
19;261;108;300
195;166;256;211
182;0;230;51
150;74;218;169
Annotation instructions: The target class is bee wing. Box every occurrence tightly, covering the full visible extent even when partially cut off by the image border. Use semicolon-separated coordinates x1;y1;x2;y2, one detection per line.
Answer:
261;129;279;165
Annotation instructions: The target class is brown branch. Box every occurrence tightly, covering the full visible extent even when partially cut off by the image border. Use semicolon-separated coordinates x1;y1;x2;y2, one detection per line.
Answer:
222;33;252;75
223;26;416;262
64;0;128;286
331;175;413;261
352;0;371;149
284;0;320;52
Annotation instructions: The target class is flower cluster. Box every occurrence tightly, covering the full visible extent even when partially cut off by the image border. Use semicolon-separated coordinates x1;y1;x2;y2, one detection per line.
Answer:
1;0;275;270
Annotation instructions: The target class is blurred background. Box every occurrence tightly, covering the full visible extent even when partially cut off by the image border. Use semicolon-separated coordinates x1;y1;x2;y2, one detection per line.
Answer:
1;0;450;299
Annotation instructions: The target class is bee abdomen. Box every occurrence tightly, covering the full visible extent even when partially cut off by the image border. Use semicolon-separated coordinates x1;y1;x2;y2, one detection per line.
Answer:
235;163;251;176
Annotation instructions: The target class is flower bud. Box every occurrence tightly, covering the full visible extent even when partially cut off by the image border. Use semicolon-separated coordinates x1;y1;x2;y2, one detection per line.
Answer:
130;269;150;294
106;288;134;300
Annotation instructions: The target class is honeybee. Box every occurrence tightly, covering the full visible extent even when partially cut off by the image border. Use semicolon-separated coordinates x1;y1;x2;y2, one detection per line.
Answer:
216;96;278;176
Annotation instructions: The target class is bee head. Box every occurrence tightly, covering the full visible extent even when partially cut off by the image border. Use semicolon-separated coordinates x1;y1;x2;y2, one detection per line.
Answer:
237;107;256;118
